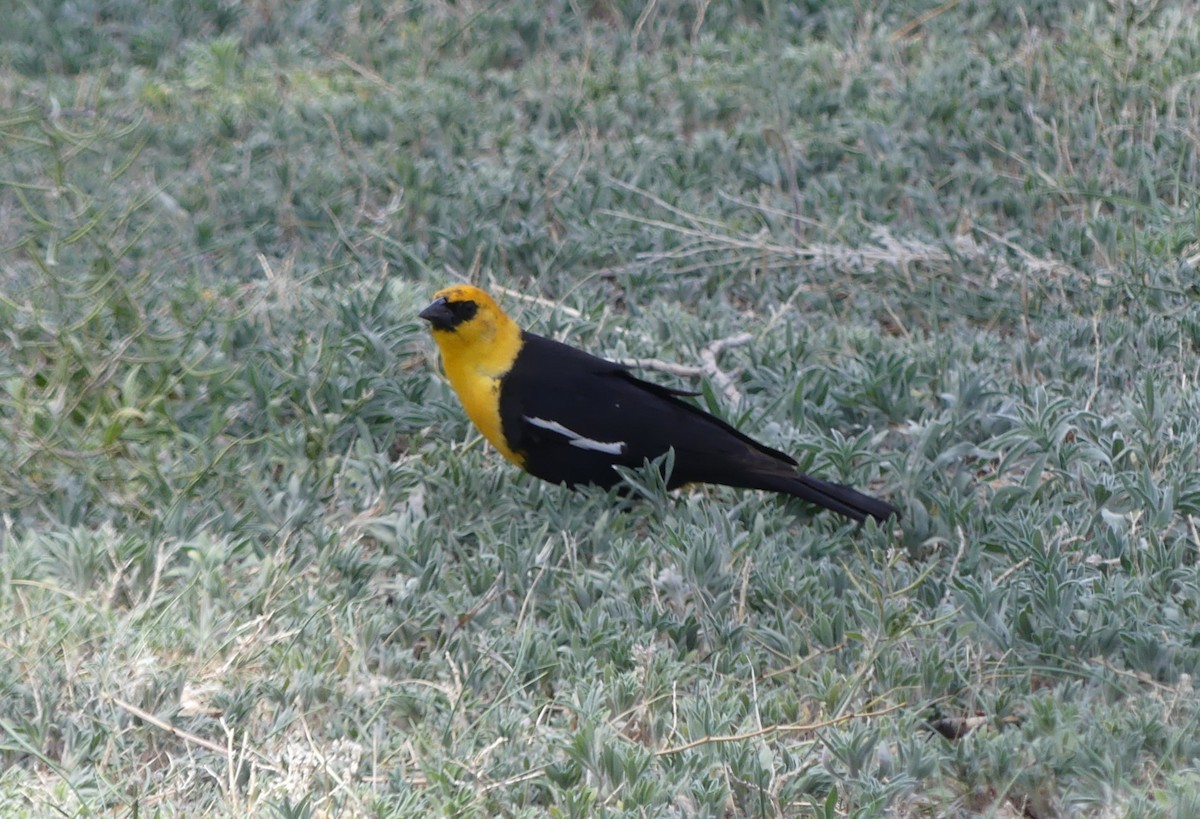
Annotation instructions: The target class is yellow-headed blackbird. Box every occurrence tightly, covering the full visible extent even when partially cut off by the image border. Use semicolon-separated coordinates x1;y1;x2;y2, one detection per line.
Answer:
420;285;897;523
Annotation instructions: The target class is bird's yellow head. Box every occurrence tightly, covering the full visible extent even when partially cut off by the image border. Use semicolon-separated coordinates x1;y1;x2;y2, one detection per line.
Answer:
419;284;522;374
419;284;525;464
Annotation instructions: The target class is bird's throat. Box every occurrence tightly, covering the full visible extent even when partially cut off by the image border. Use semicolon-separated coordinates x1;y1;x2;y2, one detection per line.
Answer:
443;359;524;466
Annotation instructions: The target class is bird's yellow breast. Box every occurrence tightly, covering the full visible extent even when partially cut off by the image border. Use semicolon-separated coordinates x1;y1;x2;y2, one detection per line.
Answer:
441;358;524;466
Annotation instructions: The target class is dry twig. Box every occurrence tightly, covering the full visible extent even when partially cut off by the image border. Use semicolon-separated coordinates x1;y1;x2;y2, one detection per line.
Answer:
655;702;905;756
625;332;753;404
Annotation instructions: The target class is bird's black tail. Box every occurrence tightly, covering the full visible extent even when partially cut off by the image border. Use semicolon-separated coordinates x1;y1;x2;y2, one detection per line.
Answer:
753;471;898;524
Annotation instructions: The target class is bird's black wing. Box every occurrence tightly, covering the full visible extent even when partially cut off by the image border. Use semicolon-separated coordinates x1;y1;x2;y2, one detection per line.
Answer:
497;332;898;522
497;332;798;489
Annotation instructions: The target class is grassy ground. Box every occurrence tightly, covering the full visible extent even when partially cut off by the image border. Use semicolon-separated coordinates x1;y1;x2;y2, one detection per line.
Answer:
3;0;1200;815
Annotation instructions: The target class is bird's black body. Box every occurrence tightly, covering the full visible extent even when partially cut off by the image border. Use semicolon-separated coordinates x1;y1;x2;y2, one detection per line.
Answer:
498;332;896;523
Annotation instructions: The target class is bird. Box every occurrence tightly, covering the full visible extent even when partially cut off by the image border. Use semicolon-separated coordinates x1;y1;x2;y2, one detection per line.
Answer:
419;284;897;523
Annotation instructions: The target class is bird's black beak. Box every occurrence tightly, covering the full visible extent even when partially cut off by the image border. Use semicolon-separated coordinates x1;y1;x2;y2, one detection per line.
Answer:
419;297;456;331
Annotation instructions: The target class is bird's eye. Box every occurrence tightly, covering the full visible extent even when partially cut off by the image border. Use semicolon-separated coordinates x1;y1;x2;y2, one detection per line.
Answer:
449;300;478;322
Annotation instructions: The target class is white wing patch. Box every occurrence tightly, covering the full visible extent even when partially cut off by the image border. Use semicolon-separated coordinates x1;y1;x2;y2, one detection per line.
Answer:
524;416;625;456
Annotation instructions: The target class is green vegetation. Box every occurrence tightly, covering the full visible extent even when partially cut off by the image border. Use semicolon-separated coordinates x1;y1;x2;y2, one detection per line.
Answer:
3;0;1200;815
